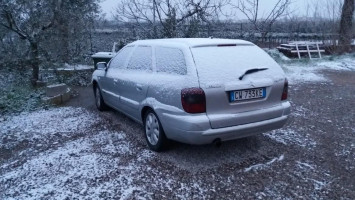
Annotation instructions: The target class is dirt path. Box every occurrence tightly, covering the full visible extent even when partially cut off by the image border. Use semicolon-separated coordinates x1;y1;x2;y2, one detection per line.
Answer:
63;85;96;109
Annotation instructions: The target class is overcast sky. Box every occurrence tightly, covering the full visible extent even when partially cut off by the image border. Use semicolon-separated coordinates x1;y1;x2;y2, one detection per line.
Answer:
100;0;340;20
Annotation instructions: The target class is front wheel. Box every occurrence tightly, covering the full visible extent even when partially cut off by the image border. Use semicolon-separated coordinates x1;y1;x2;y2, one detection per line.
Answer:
144;110;167;152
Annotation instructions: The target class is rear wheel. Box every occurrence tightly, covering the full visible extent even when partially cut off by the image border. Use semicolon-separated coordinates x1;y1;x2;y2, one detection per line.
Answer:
144;110;167;152
94;86;107;111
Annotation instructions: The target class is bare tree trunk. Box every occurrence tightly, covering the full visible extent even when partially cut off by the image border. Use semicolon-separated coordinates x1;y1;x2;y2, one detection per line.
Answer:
339;0;354;53
30;42;40;86
57;16;70;63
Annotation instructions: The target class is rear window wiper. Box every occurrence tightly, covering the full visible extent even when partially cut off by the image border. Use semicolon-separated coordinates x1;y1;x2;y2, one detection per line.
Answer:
239;68;268;80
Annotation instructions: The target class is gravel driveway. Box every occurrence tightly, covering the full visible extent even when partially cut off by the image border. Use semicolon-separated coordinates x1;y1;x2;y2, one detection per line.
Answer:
1;60;354;199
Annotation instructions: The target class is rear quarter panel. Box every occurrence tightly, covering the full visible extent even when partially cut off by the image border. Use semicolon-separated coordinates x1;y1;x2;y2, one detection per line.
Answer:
142;47;200;137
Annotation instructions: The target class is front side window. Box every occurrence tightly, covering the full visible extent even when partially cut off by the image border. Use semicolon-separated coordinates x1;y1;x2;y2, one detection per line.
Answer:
109;46;133;69
127;46;152;71
155;47;187;75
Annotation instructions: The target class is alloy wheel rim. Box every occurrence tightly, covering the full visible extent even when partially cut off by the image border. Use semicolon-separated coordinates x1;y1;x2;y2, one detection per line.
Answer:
145;113;159;145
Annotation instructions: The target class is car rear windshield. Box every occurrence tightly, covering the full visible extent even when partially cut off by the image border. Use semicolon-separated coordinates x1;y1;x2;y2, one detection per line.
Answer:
191;45;278;84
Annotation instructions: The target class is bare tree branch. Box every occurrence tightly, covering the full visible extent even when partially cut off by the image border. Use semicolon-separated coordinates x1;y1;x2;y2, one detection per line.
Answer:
0;9;28;39
115;0;230;38
232;0;291;39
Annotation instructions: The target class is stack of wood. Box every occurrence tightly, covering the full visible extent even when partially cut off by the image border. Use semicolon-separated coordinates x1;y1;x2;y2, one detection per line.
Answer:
277;41;325;59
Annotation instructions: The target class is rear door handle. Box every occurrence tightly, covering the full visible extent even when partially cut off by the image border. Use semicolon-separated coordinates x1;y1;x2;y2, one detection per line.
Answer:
113;79;118;84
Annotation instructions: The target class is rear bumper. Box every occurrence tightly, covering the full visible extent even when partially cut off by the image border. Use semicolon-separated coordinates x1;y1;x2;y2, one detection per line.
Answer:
160;102;290;145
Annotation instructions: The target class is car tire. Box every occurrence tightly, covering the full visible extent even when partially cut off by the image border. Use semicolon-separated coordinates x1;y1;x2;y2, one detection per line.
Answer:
144;110;167;152
94;85;107;111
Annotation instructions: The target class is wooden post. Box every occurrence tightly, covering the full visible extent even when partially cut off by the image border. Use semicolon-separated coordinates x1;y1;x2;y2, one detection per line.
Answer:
316;43;322;58
295;43;301;59
306;44;312;59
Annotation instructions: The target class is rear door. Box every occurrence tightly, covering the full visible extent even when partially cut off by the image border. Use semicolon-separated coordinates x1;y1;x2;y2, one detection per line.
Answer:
191;45;286;128
118;45;153;120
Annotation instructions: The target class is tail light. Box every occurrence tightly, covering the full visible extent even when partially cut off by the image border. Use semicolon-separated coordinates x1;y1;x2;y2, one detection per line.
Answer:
281;79;288;100
181;88;206;113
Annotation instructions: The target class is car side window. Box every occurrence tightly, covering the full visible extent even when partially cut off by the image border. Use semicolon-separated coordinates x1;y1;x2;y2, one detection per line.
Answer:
155;47;187;75
127;46;152;71
109;46;133;69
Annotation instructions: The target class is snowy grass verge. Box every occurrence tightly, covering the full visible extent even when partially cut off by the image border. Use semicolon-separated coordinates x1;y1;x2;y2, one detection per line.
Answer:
281;54;355;84
57;63;94;71
266;50;355;84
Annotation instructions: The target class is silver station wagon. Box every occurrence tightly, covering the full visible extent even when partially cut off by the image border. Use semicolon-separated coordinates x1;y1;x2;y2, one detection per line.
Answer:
92;38;291;151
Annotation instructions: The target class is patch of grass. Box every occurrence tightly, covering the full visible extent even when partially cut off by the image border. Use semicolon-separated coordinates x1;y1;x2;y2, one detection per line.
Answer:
0;85;47;115
0;68;49;115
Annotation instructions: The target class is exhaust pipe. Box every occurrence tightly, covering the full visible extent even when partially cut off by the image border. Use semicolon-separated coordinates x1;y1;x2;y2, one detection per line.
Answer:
212;138;222;147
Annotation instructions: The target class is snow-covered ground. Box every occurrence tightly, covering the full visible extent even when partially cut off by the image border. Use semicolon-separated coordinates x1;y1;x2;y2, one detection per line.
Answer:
277;53;355;84
1;108;98;148
244;154;284;172
0;107;211;199
2;103;351;198
265;128;317;149
0;107;155;199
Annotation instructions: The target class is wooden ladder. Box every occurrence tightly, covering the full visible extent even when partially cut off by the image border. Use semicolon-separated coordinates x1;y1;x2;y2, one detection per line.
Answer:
295;42;323;59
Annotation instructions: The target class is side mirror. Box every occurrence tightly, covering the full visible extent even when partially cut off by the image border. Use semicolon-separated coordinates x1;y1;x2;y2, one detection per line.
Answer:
97;62;107;70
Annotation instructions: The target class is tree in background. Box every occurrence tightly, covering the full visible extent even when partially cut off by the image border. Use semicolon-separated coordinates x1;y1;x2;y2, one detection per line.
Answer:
115;0;229;38
0;23;29;69
182;16;202;37
339;0;354;52
232;0;291;43
51;0;100;64
0;0;63;85
0;0;100;85
278;0;344;47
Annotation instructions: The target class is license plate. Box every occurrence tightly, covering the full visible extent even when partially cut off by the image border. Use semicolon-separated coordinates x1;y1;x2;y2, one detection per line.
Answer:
230;88;266;102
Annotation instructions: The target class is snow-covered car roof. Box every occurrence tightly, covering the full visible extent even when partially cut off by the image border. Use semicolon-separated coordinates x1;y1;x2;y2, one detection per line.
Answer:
131;38;254;48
